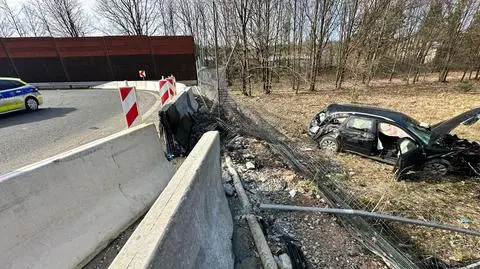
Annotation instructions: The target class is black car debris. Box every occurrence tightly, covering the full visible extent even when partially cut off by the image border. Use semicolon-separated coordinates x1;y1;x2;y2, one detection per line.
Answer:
307;103;480;179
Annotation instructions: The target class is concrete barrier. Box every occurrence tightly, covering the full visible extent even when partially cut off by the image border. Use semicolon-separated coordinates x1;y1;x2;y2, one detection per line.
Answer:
92;80;188;93
109;131;234;269
0;123;175;269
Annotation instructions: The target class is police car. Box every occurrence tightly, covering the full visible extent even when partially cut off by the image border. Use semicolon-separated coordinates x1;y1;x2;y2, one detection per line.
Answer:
0;77;43;114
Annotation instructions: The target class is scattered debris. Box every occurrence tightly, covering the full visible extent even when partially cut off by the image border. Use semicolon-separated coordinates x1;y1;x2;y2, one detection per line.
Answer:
289;189;297;198
223;135;387;268
225;155;277;269
277;253;293;269
243;153;255;159
222;170;232;183
459;216;471;225
223;183;235;197
246;161;256;170
280;235;308;269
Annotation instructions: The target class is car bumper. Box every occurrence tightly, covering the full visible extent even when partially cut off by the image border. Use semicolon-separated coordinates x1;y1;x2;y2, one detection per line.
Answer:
34;93;44;105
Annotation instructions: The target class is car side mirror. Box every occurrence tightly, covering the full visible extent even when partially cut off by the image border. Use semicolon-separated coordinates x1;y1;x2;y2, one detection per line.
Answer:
397;137;418;155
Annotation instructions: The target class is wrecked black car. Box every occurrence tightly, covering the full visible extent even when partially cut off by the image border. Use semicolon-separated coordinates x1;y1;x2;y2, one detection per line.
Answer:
307;103;480;179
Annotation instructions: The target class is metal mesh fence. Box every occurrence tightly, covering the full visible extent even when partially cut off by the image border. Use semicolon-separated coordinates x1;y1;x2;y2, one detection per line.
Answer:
196;65;228;115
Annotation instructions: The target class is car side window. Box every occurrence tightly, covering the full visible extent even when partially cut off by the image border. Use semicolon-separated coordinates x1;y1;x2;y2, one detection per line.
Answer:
345;117;374;133
378;122;412;138
9;80;24;88
330;116;348;125
0;81;9;91
0;80;21;90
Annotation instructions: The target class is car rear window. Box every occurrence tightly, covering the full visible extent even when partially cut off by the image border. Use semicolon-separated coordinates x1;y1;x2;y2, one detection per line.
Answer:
346;117;374;132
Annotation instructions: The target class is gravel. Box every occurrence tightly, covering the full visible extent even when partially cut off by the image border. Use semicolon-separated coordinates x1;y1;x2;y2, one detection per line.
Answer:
226;136;387;269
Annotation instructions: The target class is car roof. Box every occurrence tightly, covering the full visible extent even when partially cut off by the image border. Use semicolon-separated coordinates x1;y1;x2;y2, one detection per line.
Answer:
326;103;416;124
0;77;27;83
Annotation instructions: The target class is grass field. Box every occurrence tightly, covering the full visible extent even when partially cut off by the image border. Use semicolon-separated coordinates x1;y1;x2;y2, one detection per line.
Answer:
233;74;480;264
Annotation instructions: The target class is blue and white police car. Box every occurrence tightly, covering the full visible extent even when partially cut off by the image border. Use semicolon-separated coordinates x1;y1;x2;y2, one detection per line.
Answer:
0;77;43;114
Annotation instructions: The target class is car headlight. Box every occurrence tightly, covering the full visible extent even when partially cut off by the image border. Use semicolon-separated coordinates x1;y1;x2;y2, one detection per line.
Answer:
318;112;326;123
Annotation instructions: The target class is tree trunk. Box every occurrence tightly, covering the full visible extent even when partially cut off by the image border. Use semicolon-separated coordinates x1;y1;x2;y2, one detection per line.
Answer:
461;70;467;82
439;44;453;83
389;56;397;82
308;0;320;91
242;30;249;96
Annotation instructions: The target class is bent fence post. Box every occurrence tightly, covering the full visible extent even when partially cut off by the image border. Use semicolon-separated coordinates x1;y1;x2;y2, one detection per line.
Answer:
260;203;480;237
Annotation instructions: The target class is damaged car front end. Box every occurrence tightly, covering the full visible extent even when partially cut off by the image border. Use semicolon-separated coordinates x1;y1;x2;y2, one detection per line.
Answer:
308;104;480;179
394;107;480;179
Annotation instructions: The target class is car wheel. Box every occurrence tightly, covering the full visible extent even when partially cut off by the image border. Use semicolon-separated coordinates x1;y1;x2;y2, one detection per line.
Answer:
420;159;450;178
319;135;339;153
25;97;39;111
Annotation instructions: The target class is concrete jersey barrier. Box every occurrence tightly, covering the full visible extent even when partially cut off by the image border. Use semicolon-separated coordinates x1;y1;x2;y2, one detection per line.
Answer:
0;123;175;269
92;80;188;93
109;131;234;269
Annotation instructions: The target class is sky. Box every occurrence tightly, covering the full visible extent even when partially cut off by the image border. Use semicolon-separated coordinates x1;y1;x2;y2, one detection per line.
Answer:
7;0;96;13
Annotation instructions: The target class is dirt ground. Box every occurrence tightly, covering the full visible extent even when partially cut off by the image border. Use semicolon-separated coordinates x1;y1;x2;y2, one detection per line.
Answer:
225;136;387;268
232;74;480;264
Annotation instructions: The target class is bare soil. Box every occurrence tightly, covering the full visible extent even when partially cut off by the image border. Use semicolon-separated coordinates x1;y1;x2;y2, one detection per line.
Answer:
232;74;480;264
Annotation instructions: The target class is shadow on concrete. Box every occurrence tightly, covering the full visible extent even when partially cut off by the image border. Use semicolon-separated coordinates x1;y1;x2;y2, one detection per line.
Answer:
0;107;77;128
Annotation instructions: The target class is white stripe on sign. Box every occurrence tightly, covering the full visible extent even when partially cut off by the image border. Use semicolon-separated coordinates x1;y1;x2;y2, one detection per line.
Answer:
122;88;137;113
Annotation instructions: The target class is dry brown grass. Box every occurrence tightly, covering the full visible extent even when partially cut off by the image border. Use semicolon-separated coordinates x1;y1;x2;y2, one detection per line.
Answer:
232;73;480;263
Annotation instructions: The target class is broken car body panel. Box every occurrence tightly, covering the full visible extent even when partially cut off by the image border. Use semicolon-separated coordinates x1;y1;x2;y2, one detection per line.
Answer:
429;107;480;145
308;104;480;179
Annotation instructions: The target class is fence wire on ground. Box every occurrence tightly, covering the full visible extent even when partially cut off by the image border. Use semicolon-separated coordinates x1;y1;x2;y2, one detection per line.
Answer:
195;66;473;269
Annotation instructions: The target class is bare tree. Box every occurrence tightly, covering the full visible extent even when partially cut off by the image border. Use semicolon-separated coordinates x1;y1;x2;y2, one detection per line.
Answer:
335;0;359;89
96;0;161;35
233;0;253;96
307;0;336;91
0;0;26;37
35;0;89;37
0;15;12;37
437;0;480;82
21;4;48;37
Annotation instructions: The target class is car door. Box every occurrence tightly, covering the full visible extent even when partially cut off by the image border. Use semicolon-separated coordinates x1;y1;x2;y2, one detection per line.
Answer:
0;80;13;113
339;116;376;155
394;138;426;179
1;80;25;112
9;80;27;110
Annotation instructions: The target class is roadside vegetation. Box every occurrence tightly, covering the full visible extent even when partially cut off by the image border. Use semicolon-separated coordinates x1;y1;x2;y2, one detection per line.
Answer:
234;73;480;263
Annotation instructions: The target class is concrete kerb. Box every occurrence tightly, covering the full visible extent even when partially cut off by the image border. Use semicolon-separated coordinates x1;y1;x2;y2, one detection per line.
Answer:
0;123;175;269
109;131;234;269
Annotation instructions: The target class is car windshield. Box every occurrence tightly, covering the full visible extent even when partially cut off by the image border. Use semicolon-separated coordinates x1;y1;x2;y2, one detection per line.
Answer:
404;118;431;145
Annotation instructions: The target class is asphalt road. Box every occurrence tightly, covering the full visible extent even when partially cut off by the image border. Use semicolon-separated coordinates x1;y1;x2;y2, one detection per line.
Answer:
0;89;158;175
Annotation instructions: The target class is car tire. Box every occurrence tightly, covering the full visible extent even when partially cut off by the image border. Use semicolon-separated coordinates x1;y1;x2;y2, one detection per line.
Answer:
25;97;39;111
420;159;450;178
318;135;339;153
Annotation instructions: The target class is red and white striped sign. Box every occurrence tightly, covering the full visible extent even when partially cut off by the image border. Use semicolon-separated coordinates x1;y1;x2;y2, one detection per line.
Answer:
166;76;176;97
139;70;146;78
159;78;170;105
119;86;139;128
